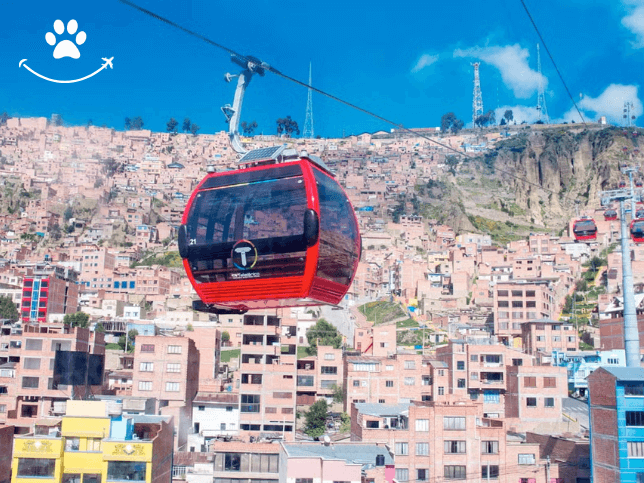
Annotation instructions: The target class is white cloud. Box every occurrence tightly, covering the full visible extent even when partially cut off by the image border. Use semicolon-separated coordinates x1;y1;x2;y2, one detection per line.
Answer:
622;1;644;48
494;105;540;125
411;54;438;73
454;44;546;99
560;84;642;123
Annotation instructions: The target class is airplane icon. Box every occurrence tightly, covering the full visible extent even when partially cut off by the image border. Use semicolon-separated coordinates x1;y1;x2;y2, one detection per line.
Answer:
101;57;114;69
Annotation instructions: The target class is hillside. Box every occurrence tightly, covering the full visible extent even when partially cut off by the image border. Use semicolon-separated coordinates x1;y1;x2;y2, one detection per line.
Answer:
412;125;643;242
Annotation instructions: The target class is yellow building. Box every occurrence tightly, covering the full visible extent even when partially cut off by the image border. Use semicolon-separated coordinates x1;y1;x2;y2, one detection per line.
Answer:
12;401;173;483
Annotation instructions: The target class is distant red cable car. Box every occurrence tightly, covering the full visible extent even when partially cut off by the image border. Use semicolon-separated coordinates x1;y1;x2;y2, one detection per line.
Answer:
631;219;644;244
619;181;627;188
637;180;643;188
604;209;617;221
178;147;361;313
573;217;597;242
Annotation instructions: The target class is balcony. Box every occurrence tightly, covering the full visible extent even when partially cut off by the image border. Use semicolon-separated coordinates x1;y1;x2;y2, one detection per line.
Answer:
241;343;279;356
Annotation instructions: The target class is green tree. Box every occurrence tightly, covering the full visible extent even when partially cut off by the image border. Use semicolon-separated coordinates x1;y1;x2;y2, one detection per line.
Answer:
276;116;300;137
124;117;131;130
331;384;345;405
0;112;10;125
241;121;258;135
118;329;138;353
95;322;105;333
340;412;350;433
64;206;74;222
190;123;200;136
166;117;178;134
304;399;329;439
130;117;144;130
504;109;514;123
445;155;459;175
182;118;191;133
221;331;230;344
63;312;90;328
440;112;464;134
0;295;18;321
305;318;342;355
87;119;93;128
475;110;496;128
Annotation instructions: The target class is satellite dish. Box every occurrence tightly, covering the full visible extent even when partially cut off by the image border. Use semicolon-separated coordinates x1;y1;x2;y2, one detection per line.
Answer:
323;435;331;445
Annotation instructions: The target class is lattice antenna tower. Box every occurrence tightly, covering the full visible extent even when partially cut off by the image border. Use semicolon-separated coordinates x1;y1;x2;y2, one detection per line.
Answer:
472;62;483;127
303;62;314;139
536;44;549;124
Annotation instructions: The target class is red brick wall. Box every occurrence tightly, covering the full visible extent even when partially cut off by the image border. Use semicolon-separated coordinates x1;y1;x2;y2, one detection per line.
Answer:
593;465;619;483
588;369;616;408
591;408;617;437
592;437;619;467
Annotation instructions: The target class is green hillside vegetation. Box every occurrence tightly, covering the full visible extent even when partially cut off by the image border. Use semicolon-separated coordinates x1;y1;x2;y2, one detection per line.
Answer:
358;301;406;325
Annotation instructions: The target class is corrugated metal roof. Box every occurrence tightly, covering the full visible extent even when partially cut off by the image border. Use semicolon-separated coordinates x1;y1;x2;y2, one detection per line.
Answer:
193;392;239;404
602;366;644;381
283;442;394;466
354;402;410;417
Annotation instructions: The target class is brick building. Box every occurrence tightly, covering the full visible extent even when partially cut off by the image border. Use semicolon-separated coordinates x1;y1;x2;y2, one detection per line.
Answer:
521;319;578;356
0;325;104;431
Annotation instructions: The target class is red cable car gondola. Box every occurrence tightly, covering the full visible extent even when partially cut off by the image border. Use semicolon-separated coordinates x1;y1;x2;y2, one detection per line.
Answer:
178;146;361;314
573;217;597;242
619;181;627;188
637;180;643;188
604;209;617;221
631;219;644;244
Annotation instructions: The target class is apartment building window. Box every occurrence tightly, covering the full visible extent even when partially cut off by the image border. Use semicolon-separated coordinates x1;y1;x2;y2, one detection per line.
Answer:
378;399;385;403
526;290;536;297
404;360;416;370
512;301;523;308
386;380;394;387
139;362;153;372
444;441;466;454
296;480;313;483
404;377;415;386
421;395;432;401
0;405;5;413
353;363;378;372
456;361;465;370
416;469;428;482
444;465;466;479
481;465;499;479
23;358;41;370
456;379;465;388
273;392;292;399
415;419;429;431
165;382;180;393
498;290;508;297
17;458;56;478
543;377;557;388
395;468;409;482
625;383;644;396
482;440;499;454
526;397;537;407
512;290;523;297
138;381;152;391
524;377;536;387
25;339;43;351
297;376;314;387
497;301;509;308
141;344;155;353
518;454;536;465
167;345;182;354
629;442;644;458
438;370;444;376
444;417;466;430
353;380;360;387
65;437;80;451
198;406;205;411
395;442;409;455
438;387;444;395
324;353;335;360
166;363;181;373
513;359;523;366
553;336;561;341
241;394;260;413
320;380;336;389
416;442;429;455
22;377;39;389
627;411;644;426
386;365;394;371
320;366;337;375
422;376;432;385
471;355;478;362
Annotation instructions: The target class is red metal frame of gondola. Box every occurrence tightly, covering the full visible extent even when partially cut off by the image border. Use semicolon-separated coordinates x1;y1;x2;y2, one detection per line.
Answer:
181;158;360;311
572;217;597;242
631;219;644;244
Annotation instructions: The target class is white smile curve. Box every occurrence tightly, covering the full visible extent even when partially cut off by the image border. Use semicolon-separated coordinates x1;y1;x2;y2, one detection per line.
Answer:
19;58;113;84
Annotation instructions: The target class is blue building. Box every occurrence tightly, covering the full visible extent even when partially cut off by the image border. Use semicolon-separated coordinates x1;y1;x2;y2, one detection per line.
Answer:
589;366;644;482
551;349;626;396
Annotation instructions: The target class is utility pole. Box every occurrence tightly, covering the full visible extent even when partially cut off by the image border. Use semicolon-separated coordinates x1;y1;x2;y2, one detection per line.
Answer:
545;455;551;483
600;165;641;368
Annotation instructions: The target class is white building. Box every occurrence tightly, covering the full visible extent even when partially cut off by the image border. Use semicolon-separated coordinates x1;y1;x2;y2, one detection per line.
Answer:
189;393;240;452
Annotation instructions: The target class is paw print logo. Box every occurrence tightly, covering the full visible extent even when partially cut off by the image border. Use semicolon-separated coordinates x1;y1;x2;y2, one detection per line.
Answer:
45;20;86;59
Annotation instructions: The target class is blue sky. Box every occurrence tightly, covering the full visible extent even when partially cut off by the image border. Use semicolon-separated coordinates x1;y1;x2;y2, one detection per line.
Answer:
0;0;643;137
